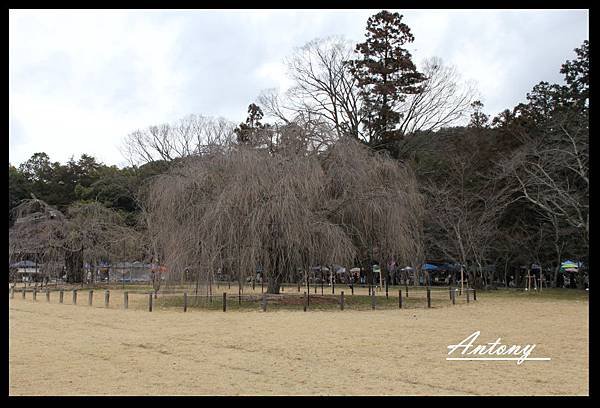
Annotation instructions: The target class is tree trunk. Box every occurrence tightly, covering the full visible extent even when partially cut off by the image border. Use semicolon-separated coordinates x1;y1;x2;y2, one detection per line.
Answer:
553;244;562;288
576;270;585;290
266;255;284;294
65;248;84;283
553;265;561;289
267;273;283;294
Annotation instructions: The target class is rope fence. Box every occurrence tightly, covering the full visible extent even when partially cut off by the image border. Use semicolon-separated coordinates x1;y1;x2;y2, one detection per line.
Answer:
9;282;477;312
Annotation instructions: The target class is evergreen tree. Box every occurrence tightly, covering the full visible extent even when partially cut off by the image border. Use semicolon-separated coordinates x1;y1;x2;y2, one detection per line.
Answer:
348;11;426;152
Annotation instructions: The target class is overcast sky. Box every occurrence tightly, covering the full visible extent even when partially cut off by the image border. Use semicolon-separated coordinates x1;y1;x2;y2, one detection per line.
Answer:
9;9;589;168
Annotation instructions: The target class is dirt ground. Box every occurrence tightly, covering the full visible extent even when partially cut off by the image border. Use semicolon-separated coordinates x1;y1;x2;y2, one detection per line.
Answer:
9;290;588;396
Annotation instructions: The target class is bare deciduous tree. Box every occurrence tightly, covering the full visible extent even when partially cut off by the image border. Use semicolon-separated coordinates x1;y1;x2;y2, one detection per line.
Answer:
9;197;142;284
259;37;362;141
65;201;144;282
259;38;476;152
121;114;237;165
9;197;67;284
501;113;589;247
424;156;512;288
145;135;424;294
395;57;477;136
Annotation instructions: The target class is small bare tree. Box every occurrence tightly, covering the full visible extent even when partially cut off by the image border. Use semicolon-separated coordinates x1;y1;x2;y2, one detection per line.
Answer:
9;197;142;285
9;197;67;284
424;155;512;289
65;201;143;283
121;114;237;165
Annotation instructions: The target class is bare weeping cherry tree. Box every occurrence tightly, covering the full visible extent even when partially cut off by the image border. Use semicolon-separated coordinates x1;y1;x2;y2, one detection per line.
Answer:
121;114;237;165
321;139;425;282
65;202;144;284
9;197;143;285
144;131;424;294
9;197;67;284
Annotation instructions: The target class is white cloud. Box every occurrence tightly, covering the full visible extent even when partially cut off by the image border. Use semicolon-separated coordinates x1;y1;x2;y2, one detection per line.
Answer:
9;9;589;167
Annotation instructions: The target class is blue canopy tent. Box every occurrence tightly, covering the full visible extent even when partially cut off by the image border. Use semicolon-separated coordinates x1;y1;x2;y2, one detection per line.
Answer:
560;260;579;271
422;263;439;271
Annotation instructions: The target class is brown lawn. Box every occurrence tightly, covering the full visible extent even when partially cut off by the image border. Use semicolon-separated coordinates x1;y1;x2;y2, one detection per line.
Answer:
8;289;588;396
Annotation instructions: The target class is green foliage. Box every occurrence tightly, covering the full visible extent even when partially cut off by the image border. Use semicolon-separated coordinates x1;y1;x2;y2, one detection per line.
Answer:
348;11;426;152
9;150;176;232
235;103;267;144
410;41;589;287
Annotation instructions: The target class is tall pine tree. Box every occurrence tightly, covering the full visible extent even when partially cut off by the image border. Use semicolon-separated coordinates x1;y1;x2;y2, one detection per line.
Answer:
348;11;426;153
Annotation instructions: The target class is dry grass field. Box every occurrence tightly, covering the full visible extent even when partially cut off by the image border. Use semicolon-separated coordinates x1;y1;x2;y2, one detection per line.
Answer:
9;289;588;396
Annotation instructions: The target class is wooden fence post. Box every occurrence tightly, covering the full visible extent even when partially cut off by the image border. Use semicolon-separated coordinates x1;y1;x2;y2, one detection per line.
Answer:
22;288;26;299
124;291;129;309
385;280;389;298
298;281;300;292
72;289;77;304
399;289;403;309
89;290;93;306
252;279;255;291
33;288;37;301
452;289;456;305
10;287;14;299
183;292;187;312
104;290;110;308
223;292;227;312
340;291;344;311
427;288;431;308
371;291;376;310
473;289;477;301
59;290;63;303
261;293;267;312
307;290;310;307
466;289;470;304
351;284;354;295
303;292;307;312
261;280;264;293
148;292;153;312
405;284;408;298
449;286;453;300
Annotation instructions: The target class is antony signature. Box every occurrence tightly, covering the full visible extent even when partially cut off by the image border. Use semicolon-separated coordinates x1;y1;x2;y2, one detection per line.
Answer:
447;331;551;365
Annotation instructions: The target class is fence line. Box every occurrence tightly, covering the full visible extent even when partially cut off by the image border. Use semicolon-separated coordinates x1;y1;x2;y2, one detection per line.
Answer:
10;285;477;312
